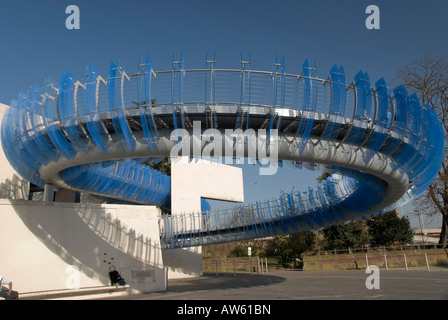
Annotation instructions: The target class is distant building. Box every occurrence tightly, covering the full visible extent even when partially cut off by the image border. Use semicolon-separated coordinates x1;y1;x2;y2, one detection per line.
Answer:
412;228;442;245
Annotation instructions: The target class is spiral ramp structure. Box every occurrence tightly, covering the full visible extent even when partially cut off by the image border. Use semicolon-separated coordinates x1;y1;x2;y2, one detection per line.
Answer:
1;55;444;249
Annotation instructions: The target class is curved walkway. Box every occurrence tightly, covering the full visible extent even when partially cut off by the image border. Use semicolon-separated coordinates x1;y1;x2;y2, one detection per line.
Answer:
1;56;444;248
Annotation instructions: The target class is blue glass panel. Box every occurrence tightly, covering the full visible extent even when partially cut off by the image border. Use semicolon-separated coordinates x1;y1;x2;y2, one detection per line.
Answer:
392;86;408;131
201;198;211;214
152;169;169;206
321;65;346;143
362;78;391;163
59;71;91;155
135;165;152;202
296;59;317;155
322;180;346;222
307;188;325;225
295;192;314;230
137;57;156;152
94;162;116;194
380;86;408;157
129;165;145;202
281;194;297;232
28;85;59;163
263;201;275;233
265;201;279;234
17;91;47;166
394;93;423;173
1;103;42;185
389;88;420;171
84;64;111;155
108;61;136;152
301;192;320;229
279;196;296;233
271;56;285;129
249;205;260;236
152;170;164;205
357;72;373;118
61;160;171;207
41;80;77;160
344;71;371;147
316;185;332;223
256;201;269;234
148;166;163;204
315;186;335;225
269;201;288;233
149;171;162;205
144;57;159;137
412;108;444;195
131;165;148;201
409;105;432;181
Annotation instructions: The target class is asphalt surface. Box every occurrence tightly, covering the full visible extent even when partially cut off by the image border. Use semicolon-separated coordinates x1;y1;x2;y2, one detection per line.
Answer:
95;266;448;300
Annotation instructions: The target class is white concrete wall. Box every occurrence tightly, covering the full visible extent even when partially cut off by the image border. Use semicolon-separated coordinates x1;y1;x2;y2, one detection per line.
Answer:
164;158;244;279
0;199;166;294
171;158;244;214
0;103;165;294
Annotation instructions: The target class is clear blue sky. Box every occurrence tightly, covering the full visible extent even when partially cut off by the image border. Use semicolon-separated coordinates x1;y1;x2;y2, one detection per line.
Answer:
0;0;446;227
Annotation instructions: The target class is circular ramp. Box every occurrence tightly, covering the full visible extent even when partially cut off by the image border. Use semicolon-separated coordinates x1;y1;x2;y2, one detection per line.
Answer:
1;56;443;248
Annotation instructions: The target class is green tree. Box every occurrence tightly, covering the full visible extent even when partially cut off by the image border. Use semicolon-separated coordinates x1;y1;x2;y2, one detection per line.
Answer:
323;220;369;250
232;245;249;257
316;172;332;183
268;231;316;266
146;157;171;176
367;210;414;246
395;55;448;247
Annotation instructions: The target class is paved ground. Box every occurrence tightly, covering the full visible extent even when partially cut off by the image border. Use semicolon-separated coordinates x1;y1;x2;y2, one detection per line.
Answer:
95;266;448;300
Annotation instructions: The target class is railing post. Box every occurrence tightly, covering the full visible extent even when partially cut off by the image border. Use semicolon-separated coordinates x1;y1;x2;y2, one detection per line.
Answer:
425;253;430;272
265;258;268;273
403;253;408;271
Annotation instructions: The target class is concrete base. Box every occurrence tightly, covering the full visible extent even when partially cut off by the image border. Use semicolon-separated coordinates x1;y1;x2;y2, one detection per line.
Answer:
162;247;203;279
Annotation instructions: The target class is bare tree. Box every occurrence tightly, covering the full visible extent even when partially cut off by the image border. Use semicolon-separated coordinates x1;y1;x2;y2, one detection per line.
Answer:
395;55;448;247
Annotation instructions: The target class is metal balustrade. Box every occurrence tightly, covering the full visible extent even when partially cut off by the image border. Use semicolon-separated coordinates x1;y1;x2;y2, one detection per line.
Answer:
1;55;444;249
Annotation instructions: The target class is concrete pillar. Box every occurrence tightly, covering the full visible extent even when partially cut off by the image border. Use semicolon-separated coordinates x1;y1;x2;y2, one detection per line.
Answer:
43;184;55;202
163;158;244;279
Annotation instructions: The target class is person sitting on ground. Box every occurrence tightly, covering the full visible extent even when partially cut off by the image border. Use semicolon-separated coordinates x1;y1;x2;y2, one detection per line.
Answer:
109;265;126;287
0;274;19;300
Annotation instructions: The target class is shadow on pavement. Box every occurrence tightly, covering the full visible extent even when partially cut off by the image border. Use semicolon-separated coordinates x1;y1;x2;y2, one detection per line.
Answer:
165;272;286;293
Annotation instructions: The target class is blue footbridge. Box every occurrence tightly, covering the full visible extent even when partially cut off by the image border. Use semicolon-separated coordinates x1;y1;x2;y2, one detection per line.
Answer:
1;55;444;249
